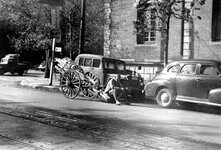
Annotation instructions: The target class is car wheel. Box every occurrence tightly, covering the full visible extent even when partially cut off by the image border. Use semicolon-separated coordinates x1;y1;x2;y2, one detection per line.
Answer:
18;70;24;76
156;88;175;108
0;69;4;75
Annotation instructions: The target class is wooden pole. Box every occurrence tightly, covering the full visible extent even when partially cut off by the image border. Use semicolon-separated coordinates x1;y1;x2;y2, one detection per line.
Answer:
49;38;56;85
78;0;86;54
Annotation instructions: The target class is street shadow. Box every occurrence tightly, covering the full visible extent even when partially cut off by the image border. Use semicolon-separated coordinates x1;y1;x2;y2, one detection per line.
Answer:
176;102;221;115
3;71;44;77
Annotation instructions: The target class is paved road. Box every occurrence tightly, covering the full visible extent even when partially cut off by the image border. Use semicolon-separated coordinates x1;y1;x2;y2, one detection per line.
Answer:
0;71;221;150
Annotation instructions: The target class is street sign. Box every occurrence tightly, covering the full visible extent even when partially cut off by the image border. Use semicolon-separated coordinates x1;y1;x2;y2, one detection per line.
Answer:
38;0;64;6
55;47;62;52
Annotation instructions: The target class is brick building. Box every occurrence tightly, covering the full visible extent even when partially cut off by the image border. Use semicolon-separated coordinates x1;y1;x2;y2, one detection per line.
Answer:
103;0;221;82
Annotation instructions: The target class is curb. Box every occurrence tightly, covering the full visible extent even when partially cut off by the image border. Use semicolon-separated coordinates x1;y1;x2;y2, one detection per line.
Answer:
20;79;60;92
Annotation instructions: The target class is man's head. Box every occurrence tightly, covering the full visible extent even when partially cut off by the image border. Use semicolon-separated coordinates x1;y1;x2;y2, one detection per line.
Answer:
116;74;121;81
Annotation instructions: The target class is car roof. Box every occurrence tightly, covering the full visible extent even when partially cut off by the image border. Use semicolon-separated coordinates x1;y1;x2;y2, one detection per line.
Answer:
76;54;125;63
169;59;221;65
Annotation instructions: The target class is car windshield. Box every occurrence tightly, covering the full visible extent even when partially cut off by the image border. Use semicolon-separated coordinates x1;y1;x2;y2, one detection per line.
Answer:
104;60;115;70
103;59;126;71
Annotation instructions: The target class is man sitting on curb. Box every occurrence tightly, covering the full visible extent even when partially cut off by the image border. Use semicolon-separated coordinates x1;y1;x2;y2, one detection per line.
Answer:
99;74;130;105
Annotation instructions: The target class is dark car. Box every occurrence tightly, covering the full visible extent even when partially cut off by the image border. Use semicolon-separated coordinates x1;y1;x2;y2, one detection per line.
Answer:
144;59;221;108
0;54;27;75
75;54;144;99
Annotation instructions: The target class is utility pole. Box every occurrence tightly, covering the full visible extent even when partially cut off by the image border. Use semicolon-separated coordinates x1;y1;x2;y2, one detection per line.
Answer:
180;0;185;56
78;0;86;55
69;11;73;60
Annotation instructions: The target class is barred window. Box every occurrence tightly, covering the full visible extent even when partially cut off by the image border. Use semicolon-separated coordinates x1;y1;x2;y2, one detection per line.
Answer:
137;9;156;44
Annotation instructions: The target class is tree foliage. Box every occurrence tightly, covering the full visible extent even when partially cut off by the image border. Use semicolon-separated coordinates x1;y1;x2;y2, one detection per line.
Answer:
0;0;57;62
134;0;205;34
0;0;105;62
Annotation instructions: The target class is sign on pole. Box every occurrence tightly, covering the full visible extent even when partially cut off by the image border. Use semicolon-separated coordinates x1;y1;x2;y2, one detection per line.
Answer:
55;47;62;52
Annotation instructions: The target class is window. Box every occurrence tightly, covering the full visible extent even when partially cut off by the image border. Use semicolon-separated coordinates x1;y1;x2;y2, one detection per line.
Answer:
117;62;125;71
104;61;115;70
200;65;219;76
84;58;92;67
93;59;101;68
180;64;196;75
212;0;221;41
167;65;180;73
138;66;142;70
137;9;156;44
79;58;84;66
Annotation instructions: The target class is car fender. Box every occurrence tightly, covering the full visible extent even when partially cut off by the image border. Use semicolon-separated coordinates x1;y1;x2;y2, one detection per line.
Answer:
144;80;176;98
208;88;221;104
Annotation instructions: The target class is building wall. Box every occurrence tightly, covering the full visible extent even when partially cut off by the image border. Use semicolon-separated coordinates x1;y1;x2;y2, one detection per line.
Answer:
109;0;137;60
194;0;221;60
109;0;164;62
108;0;185;62
107;0;220;61
105;0;219;81
168;17;183;60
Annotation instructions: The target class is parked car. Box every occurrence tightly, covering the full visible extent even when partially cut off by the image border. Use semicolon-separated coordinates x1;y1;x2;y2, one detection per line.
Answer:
144;59;221;108
74;54;144;99
0;54;28;75
38;60;46;72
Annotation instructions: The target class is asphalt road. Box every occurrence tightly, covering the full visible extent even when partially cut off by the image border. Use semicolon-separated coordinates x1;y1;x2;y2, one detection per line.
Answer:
0;71;221;150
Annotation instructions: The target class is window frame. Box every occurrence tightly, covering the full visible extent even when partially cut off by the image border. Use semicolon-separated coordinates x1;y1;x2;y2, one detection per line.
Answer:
199;64;220;77
179;64;197;75
136;9;157;44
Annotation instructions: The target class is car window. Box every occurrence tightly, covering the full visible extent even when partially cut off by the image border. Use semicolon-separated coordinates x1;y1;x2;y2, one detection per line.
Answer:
84;58;92;67
79;58;84;66
93;59;101;68
200;65;220;76
117;62;125;71
167;65;180;73
180;64;196;75
104;61;115;70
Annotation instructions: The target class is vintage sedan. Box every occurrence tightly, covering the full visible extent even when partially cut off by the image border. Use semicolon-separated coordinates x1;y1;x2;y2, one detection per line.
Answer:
144;60;221;108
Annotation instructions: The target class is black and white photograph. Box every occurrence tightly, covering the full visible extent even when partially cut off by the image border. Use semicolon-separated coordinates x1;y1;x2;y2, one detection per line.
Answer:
1;0;221;150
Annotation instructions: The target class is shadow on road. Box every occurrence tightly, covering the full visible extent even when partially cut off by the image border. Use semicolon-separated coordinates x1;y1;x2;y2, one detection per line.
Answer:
176;102;221;115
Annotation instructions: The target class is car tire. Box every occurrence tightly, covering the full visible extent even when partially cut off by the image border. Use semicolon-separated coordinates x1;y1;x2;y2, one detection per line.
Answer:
156;88;175;108
0;69;4;75
18;70;24;76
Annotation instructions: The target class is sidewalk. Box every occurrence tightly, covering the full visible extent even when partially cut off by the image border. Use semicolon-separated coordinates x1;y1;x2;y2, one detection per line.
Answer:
20;71;61;92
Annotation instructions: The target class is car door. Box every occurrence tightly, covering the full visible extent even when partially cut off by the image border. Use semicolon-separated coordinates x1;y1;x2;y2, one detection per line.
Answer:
176;63;197;100
195;63;221;101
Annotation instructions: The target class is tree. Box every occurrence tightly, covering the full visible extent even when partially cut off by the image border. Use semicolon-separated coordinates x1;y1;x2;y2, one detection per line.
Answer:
60;0;105;58
0;0;105;78
133;0;205;66
0;0;59;58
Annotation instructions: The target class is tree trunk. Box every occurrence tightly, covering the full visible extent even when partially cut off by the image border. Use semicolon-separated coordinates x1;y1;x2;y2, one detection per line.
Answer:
164;15;170;66
44;50;50;78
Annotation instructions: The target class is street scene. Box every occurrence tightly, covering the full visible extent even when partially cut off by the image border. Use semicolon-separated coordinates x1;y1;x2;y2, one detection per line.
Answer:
0;70;221;150
1;0;221;150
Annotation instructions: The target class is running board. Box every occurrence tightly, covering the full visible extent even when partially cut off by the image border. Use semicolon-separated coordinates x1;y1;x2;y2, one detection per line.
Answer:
176;97;221;107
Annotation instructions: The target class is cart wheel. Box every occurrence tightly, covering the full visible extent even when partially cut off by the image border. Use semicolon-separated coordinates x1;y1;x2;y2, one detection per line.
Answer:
60;70;81;99
81;72;100;99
